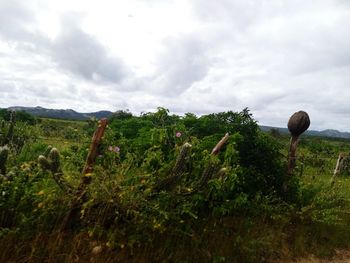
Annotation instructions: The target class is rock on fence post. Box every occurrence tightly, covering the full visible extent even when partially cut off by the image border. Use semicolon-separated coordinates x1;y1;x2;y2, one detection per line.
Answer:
284;111;310;194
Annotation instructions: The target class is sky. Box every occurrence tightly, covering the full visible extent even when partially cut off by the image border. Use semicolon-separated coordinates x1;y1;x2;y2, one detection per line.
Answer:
0;0;349;131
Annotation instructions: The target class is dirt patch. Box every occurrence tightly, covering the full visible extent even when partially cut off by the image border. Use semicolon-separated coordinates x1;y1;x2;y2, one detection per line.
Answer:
273;250;350;263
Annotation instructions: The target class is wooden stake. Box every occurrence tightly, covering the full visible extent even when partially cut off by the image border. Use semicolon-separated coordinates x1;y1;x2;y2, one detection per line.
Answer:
61;118;108;230
211;133;230;155
331;152;346;185
197;133;230;190
79;118;108;188
287;135;299;175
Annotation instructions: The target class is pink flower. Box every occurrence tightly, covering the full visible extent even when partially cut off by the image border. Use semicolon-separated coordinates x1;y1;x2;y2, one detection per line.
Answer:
176;132;182;138
114;146;120;153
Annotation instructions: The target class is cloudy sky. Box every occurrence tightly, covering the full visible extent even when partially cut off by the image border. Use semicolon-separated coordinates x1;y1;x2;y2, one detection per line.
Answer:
0;0;349;131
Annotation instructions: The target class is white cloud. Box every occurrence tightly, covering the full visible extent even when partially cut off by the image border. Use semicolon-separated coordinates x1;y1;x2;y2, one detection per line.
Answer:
0;0;349;131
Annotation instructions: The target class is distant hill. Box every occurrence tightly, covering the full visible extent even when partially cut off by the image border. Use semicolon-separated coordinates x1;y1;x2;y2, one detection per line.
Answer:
260;125;350;139
7;106;113;121
5;106;350;139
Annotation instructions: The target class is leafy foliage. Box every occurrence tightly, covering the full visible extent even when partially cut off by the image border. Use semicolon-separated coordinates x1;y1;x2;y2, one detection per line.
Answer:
0;109;37;125
0;108;350;262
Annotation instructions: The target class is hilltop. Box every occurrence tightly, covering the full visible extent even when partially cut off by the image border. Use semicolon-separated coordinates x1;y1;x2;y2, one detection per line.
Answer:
4;106;350;139
260;125;350;139
7;106;113;120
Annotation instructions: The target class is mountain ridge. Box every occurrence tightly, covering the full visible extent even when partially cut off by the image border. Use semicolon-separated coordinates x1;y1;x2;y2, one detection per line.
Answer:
7;106;113;121
260;125;350;139
4;106;350;139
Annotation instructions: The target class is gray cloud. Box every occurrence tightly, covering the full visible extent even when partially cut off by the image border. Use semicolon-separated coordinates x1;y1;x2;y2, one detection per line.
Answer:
150;34;211;95
192;0;265;30
0;1;34;40
0;3;131;85
0;0;49;52
184;0;350;130
0;1;132;110
51;15;130;84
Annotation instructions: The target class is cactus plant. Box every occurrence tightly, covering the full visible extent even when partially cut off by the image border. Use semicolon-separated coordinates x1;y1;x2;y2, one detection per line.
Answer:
38;147;61;173
197;160;219;191
196;133;230;191
154;143;192;192
0;145;9;175
38;147;73;192
43;145;53;158
38;155;50;170
49;148;61;174
171;143;192;177
4;111;15;145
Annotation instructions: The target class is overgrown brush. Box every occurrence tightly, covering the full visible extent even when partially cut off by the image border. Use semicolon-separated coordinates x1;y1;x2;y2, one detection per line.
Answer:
0;108;350;262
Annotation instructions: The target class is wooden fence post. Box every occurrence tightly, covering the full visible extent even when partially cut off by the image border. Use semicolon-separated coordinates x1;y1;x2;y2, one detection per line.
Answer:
331;152;346;185
61;118;108;230
211;133;230;155
79;118;108;190
287;136;299;176
284;111;310;193
197;133;230;190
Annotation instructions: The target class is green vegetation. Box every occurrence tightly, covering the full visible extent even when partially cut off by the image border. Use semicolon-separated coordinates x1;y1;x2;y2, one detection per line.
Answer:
0;108;350;263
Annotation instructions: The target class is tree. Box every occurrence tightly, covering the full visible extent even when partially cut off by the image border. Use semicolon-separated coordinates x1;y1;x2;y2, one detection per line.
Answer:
109;110;133;121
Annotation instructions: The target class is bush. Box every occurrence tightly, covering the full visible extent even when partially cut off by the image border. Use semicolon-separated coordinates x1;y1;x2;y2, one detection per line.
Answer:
0;109;36;125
